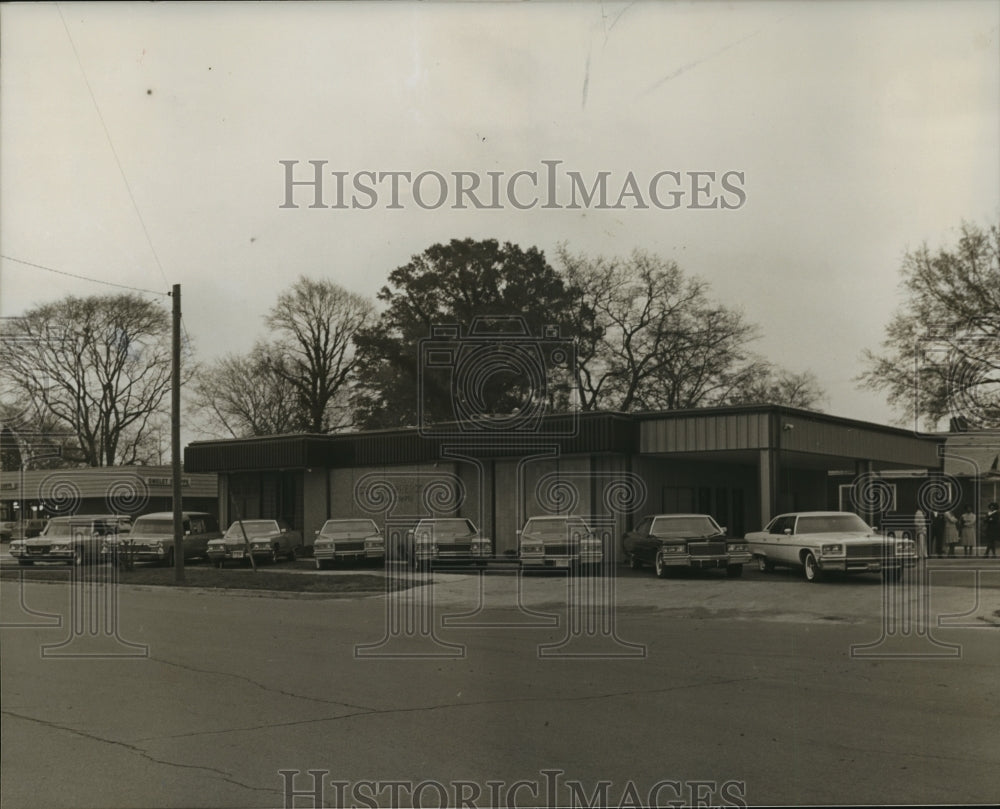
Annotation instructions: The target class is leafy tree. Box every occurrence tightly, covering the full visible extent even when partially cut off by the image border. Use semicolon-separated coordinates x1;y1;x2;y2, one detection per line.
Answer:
859;222;999;430
0;294;179;466
353;238;591;429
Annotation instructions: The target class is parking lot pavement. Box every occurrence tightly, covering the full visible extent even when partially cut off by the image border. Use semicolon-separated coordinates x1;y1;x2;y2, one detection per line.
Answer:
2;571;998;809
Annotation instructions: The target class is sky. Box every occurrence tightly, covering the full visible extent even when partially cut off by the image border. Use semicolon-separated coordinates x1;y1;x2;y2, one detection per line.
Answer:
1;0;998;434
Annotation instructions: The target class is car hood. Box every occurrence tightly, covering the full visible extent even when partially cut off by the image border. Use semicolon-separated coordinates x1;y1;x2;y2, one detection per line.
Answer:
24;534;89;545
210;534;278;545
318;531;379;540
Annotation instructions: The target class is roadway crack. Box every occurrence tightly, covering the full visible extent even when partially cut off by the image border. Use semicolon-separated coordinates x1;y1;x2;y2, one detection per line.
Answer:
141;675;760;742
1;709;280;796
148;655;378;712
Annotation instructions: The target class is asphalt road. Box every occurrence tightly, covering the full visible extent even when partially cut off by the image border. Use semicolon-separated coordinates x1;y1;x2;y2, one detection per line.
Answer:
2;563;998;809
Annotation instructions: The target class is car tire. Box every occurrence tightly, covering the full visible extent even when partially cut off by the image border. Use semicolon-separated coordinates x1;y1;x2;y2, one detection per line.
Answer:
627;553;642;570
803;552;822;582
757;556;774;573
726;564;743;578
288;546;299;563
315;557;329;571
165;548;175;568
215;560;224;569
17;559;33;566
270;547;280;564
654;553;668;579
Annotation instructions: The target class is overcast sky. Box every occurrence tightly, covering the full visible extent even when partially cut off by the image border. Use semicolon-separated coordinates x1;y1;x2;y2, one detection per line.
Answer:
2;0;998;432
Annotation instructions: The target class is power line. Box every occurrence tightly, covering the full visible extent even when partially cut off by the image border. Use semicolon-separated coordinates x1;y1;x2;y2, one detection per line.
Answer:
1;255;167;296
56;2;171;293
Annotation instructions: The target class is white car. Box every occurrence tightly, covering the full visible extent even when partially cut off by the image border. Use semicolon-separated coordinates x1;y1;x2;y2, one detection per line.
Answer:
746;511;917;582
518;515;603;571
313;519;385;569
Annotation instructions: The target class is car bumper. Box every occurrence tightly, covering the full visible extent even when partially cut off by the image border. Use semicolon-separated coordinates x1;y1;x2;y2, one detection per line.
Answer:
818;557;917;572
520;552;604;568
414;549;492;563
207;548;250;561
16;550;77;561
314;547;384;561
659;551;751;568
103;548;171;562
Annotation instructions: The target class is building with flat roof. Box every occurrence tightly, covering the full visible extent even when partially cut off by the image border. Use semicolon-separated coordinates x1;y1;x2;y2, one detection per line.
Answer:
0;465;218;524
184;406;945;554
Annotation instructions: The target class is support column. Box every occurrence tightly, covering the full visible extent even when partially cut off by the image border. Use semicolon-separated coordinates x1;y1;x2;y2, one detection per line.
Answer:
759;448;777;526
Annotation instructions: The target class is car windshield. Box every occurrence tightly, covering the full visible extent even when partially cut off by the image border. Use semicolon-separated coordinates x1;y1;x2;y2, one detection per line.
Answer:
423;519;476;539
224;520;280;539
41;521;101;537
525;518;591;538
320;520;378;537
132;519;177;535
796;514;871;534
650;516;721;537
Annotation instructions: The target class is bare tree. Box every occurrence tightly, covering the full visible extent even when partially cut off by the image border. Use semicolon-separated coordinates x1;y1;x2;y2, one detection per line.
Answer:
718;366;826;409
859;221;999;430
0;294;178;466
560;248;781;411
188;343;302;438
265;277;374;433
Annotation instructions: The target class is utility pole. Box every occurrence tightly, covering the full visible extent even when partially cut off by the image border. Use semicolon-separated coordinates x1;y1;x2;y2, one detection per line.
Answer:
172;284;184;583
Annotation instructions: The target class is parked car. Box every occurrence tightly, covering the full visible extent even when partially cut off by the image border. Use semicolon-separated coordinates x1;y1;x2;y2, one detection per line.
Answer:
207;519;303;567
518;515;603;571
7;518;49;543
403;518;492;567
101;511;221;566
313;519;385;569
10;514;131;566
745;511;917;582
623;513;749;578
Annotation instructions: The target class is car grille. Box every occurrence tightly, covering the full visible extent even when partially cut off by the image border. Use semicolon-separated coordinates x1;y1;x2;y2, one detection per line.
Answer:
27;546;50;555
688;541;727;556
438;543;472;554
847;543;893;559
335;541;365;552
542;543;576;556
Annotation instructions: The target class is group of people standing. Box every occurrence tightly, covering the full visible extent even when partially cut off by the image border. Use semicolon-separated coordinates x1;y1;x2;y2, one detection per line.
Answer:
919;502;1000;558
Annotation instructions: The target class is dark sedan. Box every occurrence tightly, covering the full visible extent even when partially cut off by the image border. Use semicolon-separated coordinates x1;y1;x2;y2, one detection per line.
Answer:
622;513;750;578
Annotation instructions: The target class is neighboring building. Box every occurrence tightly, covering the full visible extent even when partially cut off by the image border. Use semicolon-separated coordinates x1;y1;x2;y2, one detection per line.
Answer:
184;406;944;554
0;465;218;524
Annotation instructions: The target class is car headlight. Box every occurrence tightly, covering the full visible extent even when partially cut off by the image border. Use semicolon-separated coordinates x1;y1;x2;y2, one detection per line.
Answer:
51;542;71;552
821;544;844;556
365;538;384;549
521;542;544;554
662;545;685;554
252;542;269;550
727;543;748;553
